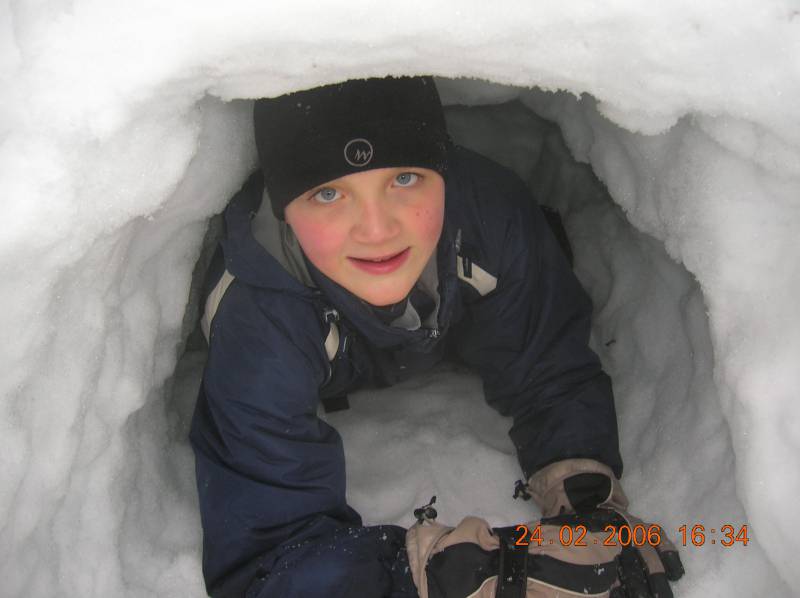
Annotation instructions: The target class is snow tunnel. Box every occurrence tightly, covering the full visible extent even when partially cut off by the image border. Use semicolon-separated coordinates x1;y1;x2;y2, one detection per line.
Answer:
3;4;800;597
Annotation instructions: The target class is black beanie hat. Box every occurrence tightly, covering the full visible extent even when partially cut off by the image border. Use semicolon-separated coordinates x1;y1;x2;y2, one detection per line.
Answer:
253;76;452;220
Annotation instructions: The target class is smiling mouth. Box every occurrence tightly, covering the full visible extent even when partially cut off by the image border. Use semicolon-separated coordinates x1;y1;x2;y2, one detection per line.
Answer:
347;247;411;274
350;248;409;262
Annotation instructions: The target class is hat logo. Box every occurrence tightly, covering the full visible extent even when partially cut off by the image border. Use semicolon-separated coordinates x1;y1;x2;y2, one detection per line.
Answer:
344;138;373;167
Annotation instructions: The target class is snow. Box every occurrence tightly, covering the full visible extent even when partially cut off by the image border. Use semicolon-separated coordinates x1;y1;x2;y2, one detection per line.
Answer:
2;2;799;596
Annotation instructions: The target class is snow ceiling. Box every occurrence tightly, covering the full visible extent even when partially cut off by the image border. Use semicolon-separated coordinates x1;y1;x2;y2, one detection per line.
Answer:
2;1;800;596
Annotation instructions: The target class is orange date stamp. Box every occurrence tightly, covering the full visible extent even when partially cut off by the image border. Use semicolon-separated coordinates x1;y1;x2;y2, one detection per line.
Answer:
677;524;749;547
513;523;749;548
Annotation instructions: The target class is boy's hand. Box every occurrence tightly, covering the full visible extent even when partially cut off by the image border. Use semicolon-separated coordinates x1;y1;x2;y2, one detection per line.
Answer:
406;512;683;598
407;515;620;597
525;458;685;594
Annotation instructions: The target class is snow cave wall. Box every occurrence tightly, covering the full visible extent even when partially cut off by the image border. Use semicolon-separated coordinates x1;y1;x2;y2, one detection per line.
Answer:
2;3;800;597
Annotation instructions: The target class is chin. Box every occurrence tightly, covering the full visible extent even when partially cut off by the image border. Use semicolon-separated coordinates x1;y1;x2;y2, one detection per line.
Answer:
354;281;414;307
361;291;408;307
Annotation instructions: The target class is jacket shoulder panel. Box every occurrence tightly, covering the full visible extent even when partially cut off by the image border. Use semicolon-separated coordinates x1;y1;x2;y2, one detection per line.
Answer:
456;256;497;296
207;278;331;392
203;267;340;363
447;146;536;292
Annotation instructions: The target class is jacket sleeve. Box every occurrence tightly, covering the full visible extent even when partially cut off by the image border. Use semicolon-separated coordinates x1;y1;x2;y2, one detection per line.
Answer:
450;170;623;481
189;281;408;598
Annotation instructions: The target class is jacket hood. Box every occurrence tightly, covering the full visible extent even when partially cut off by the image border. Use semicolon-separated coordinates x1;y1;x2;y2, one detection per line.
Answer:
220;170;313;297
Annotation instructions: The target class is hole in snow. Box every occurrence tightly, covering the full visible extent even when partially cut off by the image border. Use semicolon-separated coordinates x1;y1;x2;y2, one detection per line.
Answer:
67;78;789;596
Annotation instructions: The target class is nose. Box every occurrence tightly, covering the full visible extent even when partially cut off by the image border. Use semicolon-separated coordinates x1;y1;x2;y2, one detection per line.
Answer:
350;194;400;244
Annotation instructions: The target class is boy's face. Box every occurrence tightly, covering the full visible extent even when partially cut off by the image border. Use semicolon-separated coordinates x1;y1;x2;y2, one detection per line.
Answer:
285;167;445;306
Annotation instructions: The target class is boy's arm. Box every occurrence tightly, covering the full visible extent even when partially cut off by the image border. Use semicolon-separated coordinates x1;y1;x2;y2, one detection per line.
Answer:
190;282;407;598
451;174;623;483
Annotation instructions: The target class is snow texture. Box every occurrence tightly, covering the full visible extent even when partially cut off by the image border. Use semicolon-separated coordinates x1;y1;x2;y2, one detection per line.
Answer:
2;2;799;596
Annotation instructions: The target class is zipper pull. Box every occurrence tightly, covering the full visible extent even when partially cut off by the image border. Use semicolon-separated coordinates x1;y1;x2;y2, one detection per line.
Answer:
426;328;441;339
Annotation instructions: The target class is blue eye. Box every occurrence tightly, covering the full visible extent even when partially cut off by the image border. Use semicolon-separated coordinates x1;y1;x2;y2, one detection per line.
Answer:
312;187;341;203
395;172;420;187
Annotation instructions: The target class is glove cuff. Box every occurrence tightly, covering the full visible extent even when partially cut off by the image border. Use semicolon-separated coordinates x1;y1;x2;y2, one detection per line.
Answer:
527;458;628;517
406;517;498;598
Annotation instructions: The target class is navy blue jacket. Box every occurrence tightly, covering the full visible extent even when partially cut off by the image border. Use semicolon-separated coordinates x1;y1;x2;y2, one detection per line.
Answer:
190;146;622;597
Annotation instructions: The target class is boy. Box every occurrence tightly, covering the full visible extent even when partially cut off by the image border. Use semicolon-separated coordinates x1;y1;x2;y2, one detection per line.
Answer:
190;76;682;597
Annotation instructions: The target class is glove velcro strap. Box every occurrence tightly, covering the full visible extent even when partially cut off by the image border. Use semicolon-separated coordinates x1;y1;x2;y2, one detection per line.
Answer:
494;527;528;598
527;459;629;517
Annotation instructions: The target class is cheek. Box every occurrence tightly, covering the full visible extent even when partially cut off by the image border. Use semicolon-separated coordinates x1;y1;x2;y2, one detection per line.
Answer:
290;218;346;266
412;195;445;246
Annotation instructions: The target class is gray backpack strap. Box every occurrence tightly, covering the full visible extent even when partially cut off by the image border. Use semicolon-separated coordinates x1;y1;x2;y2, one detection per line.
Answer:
201;269;236;342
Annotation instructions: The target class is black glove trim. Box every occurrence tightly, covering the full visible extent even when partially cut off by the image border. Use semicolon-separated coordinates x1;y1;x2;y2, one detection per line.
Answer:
527;554;619;594
540;510;618;532
425;540;618;597
426;543;497;598
657;548;685;582
564;473;613;512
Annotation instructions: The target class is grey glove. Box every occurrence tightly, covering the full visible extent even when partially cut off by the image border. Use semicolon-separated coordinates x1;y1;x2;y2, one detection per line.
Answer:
406;515;623;598
527;459;685;597
404;461;684;598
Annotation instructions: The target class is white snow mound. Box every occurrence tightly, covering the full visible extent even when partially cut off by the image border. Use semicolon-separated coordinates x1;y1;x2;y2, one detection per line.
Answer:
1;2;799;596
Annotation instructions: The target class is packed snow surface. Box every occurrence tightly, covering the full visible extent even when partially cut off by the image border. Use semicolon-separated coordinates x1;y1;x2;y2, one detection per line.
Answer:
2;2;800;596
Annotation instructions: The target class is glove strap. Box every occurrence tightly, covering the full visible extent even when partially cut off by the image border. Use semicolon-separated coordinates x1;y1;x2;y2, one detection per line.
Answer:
493;527;528;598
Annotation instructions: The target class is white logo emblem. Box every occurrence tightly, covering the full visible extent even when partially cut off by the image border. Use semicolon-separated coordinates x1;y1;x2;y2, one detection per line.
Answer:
344;138;374;167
